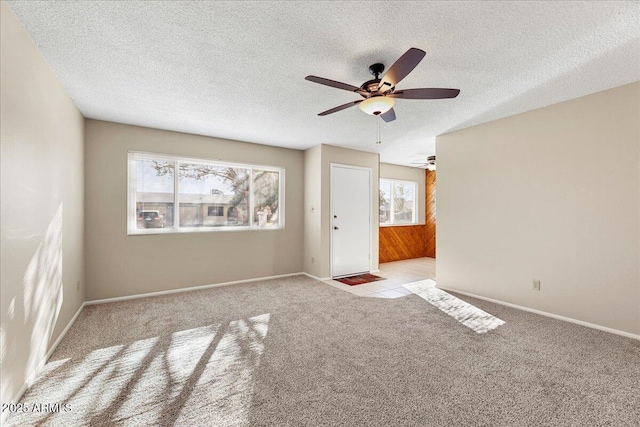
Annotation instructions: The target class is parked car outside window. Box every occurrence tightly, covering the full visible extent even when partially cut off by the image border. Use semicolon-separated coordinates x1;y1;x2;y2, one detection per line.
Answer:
137;210;165;228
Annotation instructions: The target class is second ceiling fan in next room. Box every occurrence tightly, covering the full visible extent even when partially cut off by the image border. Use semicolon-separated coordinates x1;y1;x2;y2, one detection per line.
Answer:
305;48;460;123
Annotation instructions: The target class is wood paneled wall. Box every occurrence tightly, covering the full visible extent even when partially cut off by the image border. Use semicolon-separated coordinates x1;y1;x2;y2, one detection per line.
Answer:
379;170;436;263
379;225;427;262
425;170;436;257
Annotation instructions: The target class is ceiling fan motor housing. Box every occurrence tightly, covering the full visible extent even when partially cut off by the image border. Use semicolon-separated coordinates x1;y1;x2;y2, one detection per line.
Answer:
360;79;382;94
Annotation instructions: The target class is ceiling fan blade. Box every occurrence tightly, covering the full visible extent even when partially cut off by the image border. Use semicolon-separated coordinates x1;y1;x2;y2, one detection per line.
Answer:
377;48;426;93
380;108;396;123
305;75;361;92
318;100;362;116
390;88;460;99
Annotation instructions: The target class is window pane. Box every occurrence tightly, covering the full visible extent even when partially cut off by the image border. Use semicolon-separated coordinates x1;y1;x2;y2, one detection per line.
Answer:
253;170;280;227
178;163;249;227
379;181;392;224
136;159;174;229
393;182;414;224
129;152;285;234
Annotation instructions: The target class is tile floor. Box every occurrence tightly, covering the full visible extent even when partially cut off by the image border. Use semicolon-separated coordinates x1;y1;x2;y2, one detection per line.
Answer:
324;257;436;298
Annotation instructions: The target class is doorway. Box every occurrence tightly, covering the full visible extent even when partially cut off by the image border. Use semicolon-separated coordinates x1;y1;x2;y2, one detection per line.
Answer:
331;164;371;278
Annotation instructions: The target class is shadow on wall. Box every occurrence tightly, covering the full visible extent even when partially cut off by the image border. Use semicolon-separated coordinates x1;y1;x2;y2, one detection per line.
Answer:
4;313;271;426
1;204;64;405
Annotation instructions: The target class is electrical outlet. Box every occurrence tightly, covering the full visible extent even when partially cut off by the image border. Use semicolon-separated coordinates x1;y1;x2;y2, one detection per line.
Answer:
532;280;541;291
76;281;80;292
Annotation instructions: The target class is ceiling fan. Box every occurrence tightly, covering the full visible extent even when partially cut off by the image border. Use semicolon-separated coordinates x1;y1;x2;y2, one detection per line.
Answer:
411;155;436;170
305;48;460;123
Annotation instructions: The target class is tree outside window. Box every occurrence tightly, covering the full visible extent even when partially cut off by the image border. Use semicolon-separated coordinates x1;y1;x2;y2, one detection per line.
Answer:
379;179;417;225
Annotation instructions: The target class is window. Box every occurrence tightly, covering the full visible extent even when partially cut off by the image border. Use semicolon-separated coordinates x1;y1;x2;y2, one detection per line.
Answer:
208;206;224;217
128;152;284;234
379;179;417;225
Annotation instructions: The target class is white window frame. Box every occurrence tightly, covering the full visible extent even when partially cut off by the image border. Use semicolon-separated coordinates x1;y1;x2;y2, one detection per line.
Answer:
127;151;285;235
379;178;418;226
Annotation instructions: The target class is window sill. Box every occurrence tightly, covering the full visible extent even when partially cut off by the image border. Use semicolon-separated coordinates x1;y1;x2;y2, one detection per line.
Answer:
128;225;284;236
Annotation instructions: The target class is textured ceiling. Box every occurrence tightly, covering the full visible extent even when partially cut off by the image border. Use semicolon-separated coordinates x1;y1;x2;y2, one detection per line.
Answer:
7;1;640;166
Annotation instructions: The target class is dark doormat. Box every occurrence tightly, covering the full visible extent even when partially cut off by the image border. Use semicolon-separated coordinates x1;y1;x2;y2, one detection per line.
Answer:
335;273;386;286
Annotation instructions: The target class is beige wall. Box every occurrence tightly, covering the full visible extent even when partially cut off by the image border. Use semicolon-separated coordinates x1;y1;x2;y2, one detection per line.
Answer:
380;163;426;224
437;82;640;335
84;120;304;300
0;1;85;409
303;145;322;277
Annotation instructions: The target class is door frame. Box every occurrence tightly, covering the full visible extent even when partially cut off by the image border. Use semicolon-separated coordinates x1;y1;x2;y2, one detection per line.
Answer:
330;162;373;278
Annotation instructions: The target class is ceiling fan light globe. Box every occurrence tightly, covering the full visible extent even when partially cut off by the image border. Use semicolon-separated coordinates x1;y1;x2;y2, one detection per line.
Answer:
358;96;395;115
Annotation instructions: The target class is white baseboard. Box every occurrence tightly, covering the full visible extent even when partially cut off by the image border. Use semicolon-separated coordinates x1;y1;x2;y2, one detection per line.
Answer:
437;286;640;341
5;301;85;418
303;272;331;281
85;272;304;305
43;302;86;363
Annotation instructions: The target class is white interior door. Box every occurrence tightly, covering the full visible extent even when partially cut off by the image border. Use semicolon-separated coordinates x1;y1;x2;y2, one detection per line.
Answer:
331;164;371;278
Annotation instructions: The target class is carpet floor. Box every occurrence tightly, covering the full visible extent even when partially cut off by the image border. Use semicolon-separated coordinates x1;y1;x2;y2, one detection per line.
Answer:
7;275;640;426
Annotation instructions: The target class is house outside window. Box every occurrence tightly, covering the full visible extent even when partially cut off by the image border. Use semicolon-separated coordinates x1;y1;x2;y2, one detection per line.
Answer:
379;178;417;225
128;151;284;234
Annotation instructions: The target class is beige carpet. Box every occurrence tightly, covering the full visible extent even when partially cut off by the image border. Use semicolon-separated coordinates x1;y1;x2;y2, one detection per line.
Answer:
6;275;640;426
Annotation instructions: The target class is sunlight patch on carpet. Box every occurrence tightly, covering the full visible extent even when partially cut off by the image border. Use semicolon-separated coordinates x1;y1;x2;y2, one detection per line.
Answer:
404;280;505;334
5;314;271;427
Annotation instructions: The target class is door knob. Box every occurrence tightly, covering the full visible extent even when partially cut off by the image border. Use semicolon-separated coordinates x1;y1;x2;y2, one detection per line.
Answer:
334;226;339;230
